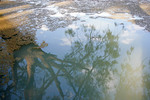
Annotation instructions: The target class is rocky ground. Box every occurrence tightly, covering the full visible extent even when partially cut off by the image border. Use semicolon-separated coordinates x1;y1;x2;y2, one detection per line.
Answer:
1;0;150;31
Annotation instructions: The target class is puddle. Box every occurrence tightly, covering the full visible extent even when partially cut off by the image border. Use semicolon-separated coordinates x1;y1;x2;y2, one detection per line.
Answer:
1;0;150;100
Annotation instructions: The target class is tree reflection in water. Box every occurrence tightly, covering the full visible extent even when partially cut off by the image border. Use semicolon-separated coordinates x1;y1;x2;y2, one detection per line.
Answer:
7;25;120;100
1;24;150;100
64;25;120;100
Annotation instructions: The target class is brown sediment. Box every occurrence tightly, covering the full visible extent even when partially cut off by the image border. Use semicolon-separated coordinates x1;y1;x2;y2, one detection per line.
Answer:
52;0;73;7
0;4;31;15
0;3;35;86
25;56;34;83
140;3;150;15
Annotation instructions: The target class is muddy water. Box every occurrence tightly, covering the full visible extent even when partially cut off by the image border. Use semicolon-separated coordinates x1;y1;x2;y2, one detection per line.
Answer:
0;0;150;100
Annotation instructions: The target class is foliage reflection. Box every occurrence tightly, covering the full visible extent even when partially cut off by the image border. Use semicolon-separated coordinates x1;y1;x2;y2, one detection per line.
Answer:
5;25;120;100
1;24;150;100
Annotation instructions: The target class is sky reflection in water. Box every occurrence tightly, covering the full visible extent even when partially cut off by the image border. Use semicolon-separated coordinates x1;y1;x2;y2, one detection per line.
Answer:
26;14;150;99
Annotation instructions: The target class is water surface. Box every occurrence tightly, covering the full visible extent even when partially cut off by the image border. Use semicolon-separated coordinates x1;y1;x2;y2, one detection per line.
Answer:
0;0;150;100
